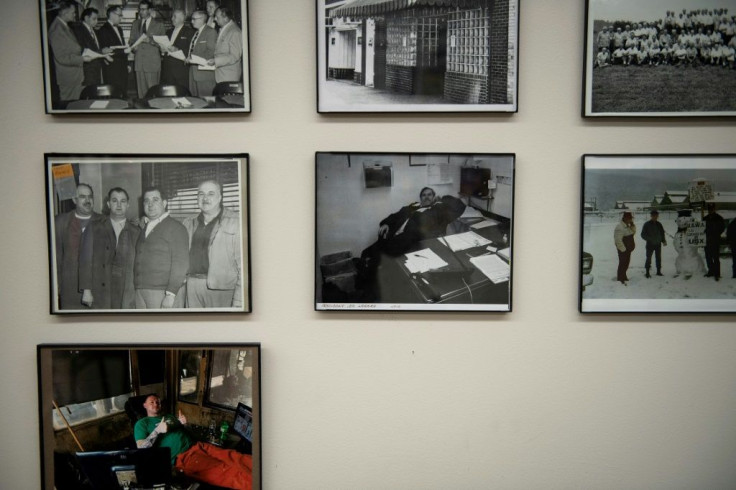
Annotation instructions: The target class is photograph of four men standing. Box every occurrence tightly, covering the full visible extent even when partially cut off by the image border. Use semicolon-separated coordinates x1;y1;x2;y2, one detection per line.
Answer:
47;155;250;313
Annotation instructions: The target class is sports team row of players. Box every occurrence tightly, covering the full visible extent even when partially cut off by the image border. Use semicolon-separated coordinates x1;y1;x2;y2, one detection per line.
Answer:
595;8;736;68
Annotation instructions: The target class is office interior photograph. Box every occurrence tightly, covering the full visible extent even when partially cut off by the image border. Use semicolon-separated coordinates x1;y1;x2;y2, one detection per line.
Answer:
316;152;513;310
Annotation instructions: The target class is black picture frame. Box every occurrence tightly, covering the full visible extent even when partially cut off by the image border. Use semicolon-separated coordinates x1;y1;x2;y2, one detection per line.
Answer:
45;153;251;314
582;0;736;117
316;152;515;312
316;0;519;113
580;154;736;313
37;343;261;490
39;0;251;114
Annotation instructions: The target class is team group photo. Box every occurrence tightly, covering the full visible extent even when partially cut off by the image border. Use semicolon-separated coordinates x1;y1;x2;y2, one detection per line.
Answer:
584;0;736;116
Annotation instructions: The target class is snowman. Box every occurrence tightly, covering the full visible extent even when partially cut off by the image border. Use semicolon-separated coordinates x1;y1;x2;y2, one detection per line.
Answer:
672;210;705;279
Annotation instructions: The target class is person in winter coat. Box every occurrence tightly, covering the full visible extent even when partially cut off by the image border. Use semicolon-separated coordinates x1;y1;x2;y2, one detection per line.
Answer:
614;211;636;284
640;209;667;278
727;217;736;279
703;203;726;281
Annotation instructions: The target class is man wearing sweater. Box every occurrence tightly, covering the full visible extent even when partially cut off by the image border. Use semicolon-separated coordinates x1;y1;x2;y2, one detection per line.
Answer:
134;187;189;308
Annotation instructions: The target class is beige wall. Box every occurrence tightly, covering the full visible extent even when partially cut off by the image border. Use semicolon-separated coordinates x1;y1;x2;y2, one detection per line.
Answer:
2;0;736;488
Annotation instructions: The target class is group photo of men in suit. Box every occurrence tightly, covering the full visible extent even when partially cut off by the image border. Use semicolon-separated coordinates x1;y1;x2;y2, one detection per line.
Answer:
42;0;247;110
48;158;249;312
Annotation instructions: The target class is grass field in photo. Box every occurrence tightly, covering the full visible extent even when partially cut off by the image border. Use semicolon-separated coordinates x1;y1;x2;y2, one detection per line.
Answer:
592;64;736;113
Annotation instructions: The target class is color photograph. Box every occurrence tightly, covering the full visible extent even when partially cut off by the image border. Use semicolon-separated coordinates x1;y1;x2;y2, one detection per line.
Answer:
316;152;514;311
40;0;250;113
583;0;736;116
580;154;736;313
317;0;518;113
45;154;250;314
37;344;261;490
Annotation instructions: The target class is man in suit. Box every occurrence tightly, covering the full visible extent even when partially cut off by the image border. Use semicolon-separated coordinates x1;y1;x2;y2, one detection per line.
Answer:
73;8;105;86
187;11;217;97
134;187;189;309
206;0;220;30
128;1;165;98
79;187;140;309
98;5;129;97
182;181;243;309
48;1;88;102
160;9;195;90
55;183;101;310
209;7;243;84
361;187;466;261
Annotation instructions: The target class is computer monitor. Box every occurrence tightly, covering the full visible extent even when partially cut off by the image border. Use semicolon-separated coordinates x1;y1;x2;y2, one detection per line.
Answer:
76;447;171;489
232;402;253;443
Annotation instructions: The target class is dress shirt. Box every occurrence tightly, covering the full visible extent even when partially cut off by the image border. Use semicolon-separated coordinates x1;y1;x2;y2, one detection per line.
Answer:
144;212;170;237
111;218;126;244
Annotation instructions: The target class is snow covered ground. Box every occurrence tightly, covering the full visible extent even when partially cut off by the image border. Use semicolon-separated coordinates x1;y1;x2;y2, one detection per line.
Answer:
581;212;736;312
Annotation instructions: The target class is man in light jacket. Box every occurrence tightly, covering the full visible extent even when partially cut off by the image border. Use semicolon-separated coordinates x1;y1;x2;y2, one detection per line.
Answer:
182;180;243;308
208;7;242;84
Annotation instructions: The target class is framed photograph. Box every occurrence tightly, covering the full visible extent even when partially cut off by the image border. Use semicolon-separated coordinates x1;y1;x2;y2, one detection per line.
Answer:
39;0;250;113
580;154;736;313
37;343;261;490
317;0;519;113
45;153;251;314
583;0;736;117
316;152;514;311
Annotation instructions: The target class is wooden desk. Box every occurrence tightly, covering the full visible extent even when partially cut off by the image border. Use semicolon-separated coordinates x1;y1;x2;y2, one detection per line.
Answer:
375;220;510;307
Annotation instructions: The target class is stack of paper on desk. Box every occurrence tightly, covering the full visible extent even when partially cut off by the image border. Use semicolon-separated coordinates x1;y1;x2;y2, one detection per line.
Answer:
440;231;491;252
496;247;511;262
469;254;510;284
404;248;448;273
470;219;500;230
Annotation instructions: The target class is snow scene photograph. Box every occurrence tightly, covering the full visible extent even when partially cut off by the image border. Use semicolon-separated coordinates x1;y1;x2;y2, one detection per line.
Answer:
581;155;736;313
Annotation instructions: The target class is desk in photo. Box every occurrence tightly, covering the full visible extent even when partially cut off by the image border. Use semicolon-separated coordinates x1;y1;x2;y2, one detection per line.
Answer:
375;218;511;306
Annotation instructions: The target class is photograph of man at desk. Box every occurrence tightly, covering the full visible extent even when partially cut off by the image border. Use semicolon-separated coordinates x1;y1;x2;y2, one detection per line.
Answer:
316;152;514;311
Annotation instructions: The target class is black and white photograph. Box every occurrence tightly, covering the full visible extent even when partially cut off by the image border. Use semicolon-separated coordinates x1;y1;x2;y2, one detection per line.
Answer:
583;0;736;117
317;0;518;113
45;154;250;314
37;344;261;490
316;152;514;311
40;0;250;113
580;155;736;313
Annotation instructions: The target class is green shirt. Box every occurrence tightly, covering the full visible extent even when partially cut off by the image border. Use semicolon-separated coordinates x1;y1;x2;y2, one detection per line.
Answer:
134;414;194;465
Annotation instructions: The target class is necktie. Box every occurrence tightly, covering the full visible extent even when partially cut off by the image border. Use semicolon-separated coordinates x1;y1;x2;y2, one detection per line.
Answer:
89;26;99;49
188;29;200;58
